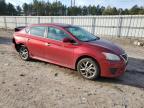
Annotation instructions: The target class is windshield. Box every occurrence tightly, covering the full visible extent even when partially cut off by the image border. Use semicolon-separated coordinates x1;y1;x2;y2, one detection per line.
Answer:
66;26;99;42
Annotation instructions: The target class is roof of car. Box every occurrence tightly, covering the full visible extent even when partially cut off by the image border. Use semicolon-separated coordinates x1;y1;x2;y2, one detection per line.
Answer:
31;23;75;28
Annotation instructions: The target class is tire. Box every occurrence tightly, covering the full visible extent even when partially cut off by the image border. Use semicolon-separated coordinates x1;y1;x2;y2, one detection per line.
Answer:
19;45;30;61
77;58;100;80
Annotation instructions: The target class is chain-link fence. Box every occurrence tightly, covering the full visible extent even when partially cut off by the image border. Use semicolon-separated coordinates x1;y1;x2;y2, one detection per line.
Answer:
0;15;144;38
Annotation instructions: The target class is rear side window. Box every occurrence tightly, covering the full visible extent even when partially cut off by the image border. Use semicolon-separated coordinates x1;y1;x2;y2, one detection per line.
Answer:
30;26;46;37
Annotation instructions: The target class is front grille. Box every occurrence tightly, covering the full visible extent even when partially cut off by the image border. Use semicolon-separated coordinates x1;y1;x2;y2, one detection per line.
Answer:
121;54;128;63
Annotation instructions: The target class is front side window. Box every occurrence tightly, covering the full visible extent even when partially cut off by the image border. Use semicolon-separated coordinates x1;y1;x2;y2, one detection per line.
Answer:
30;26;46;37
47;27;70;41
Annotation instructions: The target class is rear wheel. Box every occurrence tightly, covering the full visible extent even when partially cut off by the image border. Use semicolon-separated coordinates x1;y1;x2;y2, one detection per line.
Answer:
19;45;30;61
77;58;100;80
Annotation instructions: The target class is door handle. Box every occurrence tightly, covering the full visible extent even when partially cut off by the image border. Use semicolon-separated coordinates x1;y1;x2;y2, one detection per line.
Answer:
45;43;51;46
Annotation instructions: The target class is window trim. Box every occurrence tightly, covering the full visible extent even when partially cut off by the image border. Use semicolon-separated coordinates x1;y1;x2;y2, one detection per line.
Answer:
25;25;79;44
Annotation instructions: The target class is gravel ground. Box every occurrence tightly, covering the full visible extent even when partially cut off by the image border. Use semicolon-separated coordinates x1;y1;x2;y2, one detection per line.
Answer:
0;30;144;108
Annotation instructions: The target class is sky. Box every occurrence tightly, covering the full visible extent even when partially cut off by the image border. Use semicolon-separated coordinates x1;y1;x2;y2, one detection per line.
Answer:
6;0;144;9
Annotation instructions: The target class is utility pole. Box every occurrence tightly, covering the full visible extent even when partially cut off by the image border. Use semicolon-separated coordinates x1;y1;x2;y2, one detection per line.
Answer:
56;0;58;15
74;0;75;7
71;0;76;7
71;0;73;7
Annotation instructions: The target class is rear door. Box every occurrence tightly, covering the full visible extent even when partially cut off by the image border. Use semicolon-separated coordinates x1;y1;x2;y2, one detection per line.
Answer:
26;26;47;59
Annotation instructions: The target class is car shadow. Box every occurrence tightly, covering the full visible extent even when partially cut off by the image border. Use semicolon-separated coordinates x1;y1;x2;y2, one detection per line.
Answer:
30;57;144;89
96;57;144;89
0;37;12;45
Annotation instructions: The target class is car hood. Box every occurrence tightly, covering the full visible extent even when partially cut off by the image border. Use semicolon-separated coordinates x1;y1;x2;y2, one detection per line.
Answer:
86;38;125;55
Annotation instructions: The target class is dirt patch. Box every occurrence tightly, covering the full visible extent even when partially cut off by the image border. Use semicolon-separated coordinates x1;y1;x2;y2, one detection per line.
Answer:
0;30;144;108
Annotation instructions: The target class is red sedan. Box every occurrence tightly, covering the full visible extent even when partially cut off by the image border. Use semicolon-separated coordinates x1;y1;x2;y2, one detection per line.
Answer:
13;23;128;80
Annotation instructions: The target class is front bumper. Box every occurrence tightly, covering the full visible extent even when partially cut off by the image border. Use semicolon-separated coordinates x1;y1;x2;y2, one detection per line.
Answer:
100;59;127;78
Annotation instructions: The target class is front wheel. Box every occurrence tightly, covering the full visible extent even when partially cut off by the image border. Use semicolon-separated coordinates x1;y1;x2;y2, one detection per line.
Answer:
77;58;100;80
19;45;30;61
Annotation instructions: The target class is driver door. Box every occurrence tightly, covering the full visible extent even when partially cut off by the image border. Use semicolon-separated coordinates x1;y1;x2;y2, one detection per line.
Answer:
44;26;77;67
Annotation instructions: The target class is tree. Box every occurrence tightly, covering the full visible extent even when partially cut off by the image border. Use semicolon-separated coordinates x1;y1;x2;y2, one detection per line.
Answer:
130;5;140;15
96;5;101;15
88;5;92;15
102;6;118;15
82;6;88;15
138;7;144;14
112;7;118;15
23;3;29;15
1;0;144;16
16;6;22;15
7;3;17;15
0;0;7;15
123;9;129;15
45;2;51;15
99;6;105;15
91;5;97;15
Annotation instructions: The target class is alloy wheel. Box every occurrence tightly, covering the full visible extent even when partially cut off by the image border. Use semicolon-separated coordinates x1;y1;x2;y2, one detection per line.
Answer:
19;46;29;60
77;58;99;79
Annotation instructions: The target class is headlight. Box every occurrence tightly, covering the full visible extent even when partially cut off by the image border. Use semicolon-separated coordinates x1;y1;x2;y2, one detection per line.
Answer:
103;52;120;61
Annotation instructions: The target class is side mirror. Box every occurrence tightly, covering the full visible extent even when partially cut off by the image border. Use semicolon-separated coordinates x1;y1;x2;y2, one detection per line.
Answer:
63;37;74;43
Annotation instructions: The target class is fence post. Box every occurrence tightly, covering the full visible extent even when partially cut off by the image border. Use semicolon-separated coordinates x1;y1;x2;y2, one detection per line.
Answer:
117;16;123;38
71;17;74;25
15;17;17;27
25;16;27;26
126;15;132;38
92;17;96;34
38;16;40;24
4;16;7;30
51;17;53;23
